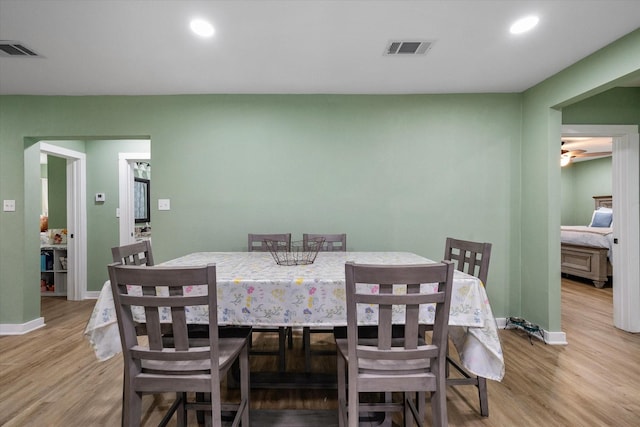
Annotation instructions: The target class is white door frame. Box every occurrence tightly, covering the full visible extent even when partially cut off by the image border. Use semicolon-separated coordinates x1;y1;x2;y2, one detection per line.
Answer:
39;142;87;301
561;124;639;332
118;152;150;245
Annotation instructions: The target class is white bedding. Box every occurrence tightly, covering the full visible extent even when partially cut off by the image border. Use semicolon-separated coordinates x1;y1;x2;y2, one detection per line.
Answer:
561;226;614;260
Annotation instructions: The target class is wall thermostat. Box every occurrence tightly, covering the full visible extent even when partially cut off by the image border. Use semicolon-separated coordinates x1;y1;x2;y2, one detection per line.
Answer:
95;193;106;202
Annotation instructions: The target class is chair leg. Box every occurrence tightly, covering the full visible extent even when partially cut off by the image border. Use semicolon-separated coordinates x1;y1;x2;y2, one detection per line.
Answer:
430;389;447;427
407;391;425;426
122;376;142;427
123;390;142;427
337;354;346;427
278;327;287;372
431;369;448;427
303;327;312;373
176;392;187;427
347;378;358;427
240;344;250;426
196;392;206;424
418;391;425;426
287;326;293;349
404;393;412;427
210;378;223;427
478;376;489;416
382;392;392;427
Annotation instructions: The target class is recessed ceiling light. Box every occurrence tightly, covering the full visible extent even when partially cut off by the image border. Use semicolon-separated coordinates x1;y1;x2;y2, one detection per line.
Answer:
190;19;214;38
510;15;539;34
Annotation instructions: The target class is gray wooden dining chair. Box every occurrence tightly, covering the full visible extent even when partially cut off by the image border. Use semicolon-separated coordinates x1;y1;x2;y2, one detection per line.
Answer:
247;233;292;372
302;233;347;372
108;263;250;427
335;261;454;427
443;237;492;417
111;240;248;422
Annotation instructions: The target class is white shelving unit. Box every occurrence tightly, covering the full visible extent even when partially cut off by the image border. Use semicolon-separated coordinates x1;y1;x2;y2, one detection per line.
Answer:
40;245;67;297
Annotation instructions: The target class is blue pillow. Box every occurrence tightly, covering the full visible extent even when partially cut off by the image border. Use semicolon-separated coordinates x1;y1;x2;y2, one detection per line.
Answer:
591;211;613;227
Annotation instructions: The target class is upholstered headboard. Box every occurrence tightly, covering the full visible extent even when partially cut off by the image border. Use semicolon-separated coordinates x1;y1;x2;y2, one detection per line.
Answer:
593;195;612;209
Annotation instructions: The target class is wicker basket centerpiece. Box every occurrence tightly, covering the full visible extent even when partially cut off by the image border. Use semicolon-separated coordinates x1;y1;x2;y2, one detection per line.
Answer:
265;237;325;266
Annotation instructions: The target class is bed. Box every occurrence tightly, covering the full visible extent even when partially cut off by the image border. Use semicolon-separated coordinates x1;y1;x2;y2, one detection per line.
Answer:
561;195;613;288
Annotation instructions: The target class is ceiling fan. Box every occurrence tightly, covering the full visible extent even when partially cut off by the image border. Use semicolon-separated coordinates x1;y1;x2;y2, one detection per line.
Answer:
560;140;611;167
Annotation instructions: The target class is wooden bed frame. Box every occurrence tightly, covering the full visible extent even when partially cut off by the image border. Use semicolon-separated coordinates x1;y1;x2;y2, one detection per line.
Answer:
561;195;613;288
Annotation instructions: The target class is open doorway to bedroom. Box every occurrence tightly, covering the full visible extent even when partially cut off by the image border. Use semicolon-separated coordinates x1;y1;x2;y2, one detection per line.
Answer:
561;124;639;333
559;137;613;288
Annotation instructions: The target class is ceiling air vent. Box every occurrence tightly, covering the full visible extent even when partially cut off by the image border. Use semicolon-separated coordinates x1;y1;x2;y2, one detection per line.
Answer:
0;41;42;58
384;40;434;56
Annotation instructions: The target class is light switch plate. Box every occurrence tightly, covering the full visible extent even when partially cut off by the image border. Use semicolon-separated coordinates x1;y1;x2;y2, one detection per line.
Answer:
3;200;16;212
158;199;171;211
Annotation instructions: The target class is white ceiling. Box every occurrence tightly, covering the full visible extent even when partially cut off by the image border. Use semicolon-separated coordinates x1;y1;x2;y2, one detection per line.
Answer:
1;0;639;96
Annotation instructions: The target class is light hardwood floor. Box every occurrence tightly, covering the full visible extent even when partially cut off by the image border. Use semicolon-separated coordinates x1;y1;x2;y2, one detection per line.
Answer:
1;277;638;426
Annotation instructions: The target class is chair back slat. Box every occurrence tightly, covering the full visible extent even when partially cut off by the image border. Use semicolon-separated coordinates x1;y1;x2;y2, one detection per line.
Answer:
404;282;421;350
344;261;454;368
355;292;445;306
303;233;347;252
248;233;291;252
444;237;492;285
118;294;208;307
168;285;189;350
377;283;393;349
170;310;189;351
144;304;164;351
356;346;438;361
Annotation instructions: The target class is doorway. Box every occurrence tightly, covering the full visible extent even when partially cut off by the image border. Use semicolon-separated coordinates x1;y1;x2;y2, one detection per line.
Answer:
118;152;151;246
561;124;639;332
38;142;87;301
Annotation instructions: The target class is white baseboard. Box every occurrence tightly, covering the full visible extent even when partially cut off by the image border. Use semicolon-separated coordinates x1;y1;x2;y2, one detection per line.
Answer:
497;317;568;345
84;291;100;299
0;317;46;335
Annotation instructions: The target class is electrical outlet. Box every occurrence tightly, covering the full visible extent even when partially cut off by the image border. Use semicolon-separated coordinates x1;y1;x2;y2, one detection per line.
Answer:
3;200;16;212
158;199;171;211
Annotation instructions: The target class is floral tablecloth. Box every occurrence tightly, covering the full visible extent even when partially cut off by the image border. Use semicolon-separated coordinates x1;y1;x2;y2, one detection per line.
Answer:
84;251;504;381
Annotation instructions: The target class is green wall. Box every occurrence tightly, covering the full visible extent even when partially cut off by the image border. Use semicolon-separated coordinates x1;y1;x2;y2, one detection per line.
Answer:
2;94;521;325
563;87;640;125
561;157;613;226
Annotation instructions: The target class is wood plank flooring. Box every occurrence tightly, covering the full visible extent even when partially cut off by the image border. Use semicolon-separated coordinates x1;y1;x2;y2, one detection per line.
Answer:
1;277;638;426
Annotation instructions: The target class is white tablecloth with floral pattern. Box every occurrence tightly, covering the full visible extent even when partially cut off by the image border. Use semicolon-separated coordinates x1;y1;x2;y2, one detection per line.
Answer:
84;251;504;381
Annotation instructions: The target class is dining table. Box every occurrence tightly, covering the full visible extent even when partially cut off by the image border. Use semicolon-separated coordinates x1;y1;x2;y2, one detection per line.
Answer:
85;251;505;385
